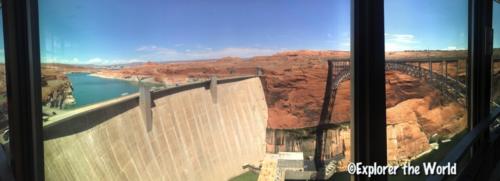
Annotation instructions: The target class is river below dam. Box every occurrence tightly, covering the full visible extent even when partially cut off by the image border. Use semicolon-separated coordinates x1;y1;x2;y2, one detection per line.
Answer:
66;72;142;108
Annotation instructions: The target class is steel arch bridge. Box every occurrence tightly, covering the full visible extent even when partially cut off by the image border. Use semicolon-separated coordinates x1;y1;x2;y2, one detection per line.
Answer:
314;57;500;177
322;57;500;122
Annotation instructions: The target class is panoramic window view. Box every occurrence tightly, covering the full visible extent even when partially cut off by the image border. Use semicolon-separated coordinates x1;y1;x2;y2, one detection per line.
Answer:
492;1;500;136
493;1;500;108
31;0;500;180
385;0;468;180
0;7;9;158
39;0;352;180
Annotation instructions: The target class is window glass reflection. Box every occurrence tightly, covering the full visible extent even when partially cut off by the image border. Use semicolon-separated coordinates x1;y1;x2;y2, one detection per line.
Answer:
385;0;468;179
39;0;351;180
0;7;10;158
492;0;500;109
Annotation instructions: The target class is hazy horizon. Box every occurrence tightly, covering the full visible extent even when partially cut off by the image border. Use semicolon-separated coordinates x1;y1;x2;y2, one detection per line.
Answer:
34;48;481;67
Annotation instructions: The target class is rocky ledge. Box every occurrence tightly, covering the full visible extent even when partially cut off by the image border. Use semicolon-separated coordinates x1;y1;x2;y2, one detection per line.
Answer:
41;64;94;116
41;66;76;111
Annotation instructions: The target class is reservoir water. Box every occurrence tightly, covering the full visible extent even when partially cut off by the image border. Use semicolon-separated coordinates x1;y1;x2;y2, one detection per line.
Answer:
66;72;140;108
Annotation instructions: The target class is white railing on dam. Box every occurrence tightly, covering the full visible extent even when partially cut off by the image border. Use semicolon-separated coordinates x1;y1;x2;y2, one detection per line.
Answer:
43;76;268;181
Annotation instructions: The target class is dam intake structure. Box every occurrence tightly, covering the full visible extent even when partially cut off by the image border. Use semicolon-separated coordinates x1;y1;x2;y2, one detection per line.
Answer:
43;76;268;181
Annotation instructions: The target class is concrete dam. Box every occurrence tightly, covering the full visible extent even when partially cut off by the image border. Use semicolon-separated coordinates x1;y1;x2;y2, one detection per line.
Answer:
43;76;268;181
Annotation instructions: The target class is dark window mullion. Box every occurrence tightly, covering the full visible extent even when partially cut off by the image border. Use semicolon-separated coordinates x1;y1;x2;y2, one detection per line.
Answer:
2;0;43;180
350;0;387;181
468;0;493;152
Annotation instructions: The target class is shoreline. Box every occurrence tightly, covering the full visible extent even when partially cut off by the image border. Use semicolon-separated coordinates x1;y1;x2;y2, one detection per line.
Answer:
43;72;157;120
90;73;163;85
68;71;164;86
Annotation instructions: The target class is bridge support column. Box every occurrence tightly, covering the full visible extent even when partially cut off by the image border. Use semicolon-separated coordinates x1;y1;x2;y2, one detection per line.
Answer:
445;61;448;83
429;61;433;81
314;60;334;170
441;61;444;94
418;62;422;78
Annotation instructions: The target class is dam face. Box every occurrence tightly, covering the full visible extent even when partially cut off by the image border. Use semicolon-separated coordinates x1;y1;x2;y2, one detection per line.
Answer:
43;77;268;181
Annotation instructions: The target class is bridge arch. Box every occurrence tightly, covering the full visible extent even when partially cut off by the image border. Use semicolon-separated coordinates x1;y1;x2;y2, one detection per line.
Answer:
324;60;468;114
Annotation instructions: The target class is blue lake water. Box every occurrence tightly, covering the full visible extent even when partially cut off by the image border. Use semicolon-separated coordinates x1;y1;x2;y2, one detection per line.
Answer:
66;72;139;109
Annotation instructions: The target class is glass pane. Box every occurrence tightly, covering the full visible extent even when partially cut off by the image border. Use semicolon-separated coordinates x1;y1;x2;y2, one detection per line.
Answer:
385;0;468;179
0;5;9;158
39;0;351;180
491;1;500;135
493;1;500;109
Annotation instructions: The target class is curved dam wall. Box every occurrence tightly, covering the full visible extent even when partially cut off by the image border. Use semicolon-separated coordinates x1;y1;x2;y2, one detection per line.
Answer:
43;76;268;181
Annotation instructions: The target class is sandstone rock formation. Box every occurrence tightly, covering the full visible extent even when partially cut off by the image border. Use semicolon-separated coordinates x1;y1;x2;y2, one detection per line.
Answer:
492;61;500;104
41;65;76;110
264;69;467;171
93;50;477;130
88;50;471;172
323;95;466;171
94;51;351;128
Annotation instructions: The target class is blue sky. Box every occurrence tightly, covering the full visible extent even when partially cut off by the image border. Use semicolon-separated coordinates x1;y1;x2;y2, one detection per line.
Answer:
39;0;349;64
0;0;492;64
495;2;500;48
385;0;469;51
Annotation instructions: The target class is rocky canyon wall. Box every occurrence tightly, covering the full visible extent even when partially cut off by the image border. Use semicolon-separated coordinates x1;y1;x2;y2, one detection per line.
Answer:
265;70;467;172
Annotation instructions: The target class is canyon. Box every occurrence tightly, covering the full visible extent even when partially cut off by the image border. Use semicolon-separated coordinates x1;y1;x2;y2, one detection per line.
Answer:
0;49;493;179
92;50;476;129
87;50;484;173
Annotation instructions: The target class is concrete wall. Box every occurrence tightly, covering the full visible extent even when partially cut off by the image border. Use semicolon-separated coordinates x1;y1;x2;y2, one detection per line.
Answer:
43;77;268;181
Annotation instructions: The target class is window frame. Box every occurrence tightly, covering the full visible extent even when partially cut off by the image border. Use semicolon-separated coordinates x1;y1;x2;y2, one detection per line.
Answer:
0;0;496;180
350;0;387;180
2;0;44;180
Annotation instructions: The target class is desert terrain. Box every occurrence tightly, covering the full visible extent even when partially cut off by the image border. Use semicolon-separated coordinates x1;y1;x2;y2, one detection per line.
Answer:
89;49;496;171
0;49;497;172
93;50;484;129
94;50;350;128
